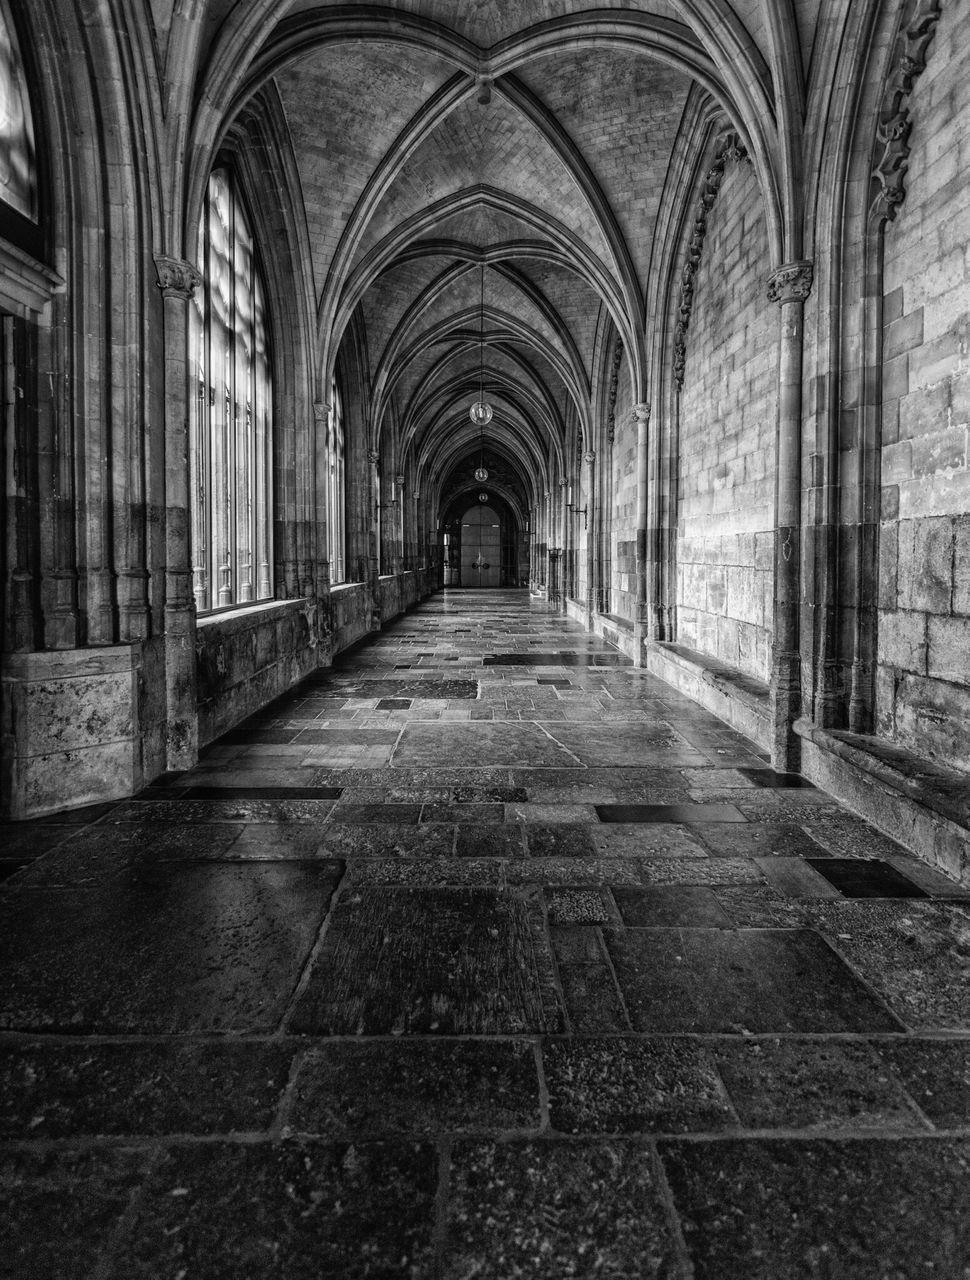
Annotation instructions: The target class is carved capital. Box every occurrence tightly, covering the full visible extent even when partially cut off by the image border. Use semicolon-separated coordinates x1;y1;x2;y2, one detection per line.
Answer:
767;260;814;305
632;402;651;425
154;255;202;300
558;478;569;489
312;401;331;426
584;450;596;464
367;450;380;466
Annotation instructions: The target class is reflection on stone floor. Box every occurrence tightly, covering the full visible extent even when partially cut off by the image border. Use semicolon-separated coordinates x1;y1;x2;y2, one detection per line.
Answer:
3;589;970;1278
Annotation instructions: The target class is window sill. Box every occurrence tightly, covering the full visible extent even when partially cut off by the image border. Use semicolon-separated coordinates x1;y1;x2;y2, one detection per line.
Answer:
196;597;310;629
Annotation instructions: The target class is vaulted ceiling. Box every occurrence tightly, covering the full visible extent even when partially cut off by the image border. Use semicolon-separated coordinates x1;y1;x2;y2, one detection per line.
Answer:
159;0;824;516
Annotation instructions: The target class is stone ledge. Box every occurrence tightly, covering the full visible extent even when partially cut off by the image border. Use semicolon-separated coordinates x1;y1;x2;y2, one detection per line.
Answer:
795;718;970;887
645;642;771;752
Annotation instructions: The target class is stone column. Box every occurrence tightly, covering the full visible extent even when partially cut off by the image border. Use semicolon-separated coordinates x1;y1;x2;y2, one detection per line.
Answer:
311;401;332;667
767;260;813;771
632;401;651;665
584;449;596;622
155;255;202;772
367;449;381;628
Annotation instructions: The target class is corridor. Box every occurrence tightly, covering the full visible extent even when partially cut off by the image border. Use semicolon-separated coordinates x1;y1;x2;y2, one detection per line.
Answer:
3;589;970;1277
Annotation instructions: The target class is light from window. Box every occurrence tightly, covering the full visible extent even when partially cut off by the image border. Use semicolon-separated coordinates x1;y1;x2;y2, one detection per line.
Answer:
189;168;273;612
327;377;346;583
0;2;37;221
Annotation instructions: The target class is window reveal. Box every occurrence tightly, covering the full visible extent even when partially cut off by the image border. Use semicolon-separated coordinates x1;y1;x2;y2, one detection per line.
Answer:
189;168;273;613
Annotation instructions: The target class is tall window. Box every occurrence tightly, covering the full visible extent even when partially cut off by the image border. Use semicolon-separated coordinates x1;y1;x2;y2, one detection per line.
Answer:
0;1;37;225
189;168;273;612
327;377;346;583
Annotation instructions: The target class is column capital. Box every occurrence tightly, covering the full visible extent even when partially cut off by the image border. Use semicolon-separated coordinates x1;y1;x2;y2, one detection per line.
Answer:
632;402;651;424
367;449;380;465
154;255;202;300
312;401;331;426
767;259;813;305
558;477;569;489
584;450;596;464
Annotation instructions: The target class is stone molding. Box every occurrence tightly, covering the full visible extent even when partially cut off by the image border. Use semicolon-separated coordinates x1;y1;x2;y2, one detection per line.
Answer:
870;0;942;226
673;130;749;389
154;255;202;300
584;450;596;464
767;260;814;305
312;401;331;425
632;402;651;424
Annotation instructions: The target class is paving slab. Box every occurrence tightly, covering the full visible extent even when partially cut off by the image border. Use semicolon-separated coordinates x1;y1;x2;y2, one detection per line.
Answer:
659;1136;970;1280
603;928;904;1033
290;887;562;1035
444;1140;679;1278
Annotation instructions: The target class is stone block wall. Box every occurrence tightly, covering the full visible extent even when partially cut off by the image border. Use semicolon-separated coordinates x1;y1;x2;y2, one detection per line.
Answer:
611;382;638;619
676;158;776;681
877;0;970;772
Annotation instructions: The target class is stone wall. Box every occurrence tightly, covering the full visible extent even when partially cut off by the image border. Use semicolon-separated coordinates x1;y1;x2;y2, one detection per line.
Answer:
877;0;970;772
676;158;776;681
611;381;638;619
196;600;321;748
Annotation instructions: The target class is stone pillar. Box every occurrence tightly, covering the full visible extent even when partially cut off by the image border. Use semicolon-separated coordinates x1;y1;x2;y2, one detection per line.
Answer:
767;260;813;771
312;401;333;667
155;255;202;772
584;449;596;622
631;402;651;665
367;449;381;628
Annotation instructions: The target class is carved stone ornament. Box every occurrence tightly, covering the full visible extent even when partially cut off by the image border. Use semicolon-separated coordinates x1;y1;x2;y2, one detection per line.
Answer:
607;337;623;444
871;0;942;226
767;260;814;305
584;450;596;464
367;450;380;465
312;401;331;425
154;255;203;300
632;402;651;424
673;130;749;389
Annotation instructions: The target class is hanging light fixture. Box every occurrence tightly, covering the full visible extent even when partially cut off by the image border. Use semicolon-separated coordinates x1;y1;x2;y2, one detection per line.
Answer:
470;260;492;482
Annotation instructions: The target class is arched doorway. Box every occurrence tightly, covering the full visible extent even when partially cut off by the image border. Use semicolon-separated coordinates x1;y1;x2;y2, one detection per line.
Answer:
460;501;502;587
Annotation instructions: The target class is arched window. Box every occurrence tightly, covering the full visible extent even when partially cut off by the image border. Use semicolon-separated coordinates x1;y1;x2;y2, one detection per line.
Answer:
189;168;273;612
327;377;346;583
0;0;36;225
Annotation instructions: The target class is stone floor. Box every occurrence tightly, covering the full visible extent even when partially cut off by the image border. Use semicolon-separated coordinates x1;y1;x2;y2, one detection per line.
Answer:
3;589;970;1278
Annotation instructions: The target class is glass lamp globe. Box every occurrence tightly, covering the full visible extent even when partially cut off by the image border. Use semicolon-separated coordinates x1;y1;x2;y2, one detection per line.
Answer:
469;400;493;426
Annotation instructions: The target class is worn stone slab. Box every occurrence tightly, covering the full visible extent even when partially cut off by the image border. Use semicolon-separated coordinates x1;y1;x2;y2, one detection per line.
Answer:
444;1140;679;1278
524;825;595;857
546;887;617;924
109;798;337;824
456;824;527;858
802;900;970;1030
0;1040;293;1138
590;823;708;858
0;864;340;1033
660;1136;970;1279
637;857;764;886
603;928;904;1033
544;1036;735;1134
877;1039;970;1127
286;1040;540;1137
505;857;646;886
392;722;579;768
613;885;733;927
290;888;562;1035
346;857;504;887
713;1038;921;1131
547;724;708;766
317;822;455;857
113;1140;437;1278
689;821;830;858
2;1146;151;1279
